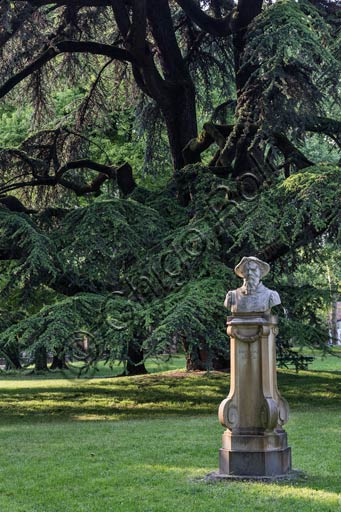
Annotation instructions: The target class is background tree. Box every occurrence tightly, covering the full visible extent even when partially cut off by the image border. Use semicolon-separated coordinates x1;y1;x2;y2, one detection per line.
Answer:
0;0;340;373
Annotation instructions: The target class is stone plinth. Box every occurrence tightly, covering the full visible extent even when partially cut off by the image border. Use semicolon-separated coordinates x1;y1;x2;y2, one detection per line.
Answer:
218;312;291;477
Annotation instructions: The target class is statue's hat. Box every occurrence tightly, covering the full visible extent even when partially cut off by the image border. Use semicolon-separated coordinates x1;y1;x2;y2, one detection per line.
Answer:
234;256;270;279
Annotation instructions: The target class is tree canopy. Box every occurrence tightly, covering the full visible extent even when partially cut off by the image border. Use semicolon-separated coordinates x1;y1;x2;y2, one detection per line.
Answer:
0;0;340;373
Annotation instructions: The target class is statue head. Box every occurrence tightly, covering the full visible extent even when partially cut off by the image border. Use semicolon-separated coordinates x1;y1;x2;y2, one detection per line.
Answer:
234;257;270;294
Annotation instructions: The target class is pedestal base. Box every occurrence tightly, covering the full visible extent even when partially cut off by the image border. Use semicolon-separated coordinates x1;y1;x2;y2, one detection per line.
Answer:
219;446;291;477
218;310;292;479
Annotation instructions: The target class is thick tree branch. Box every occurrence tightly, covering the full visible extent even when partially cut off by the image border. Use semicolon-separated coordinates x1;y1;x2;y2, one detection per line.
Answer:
0;40;132;99
174;0;233;36
257;213;338;264
233;0;263;91
236;0;263;29
58;160;135;196
130;0;147;55
59;173;109;195
182;133;213;165
0;157;135;196
305;117;341;145
110;0;131;38
55;158;116;179
116;163;136;195
111;0;168;101
273;133;313;172
182;123;234;164
147;0;188;81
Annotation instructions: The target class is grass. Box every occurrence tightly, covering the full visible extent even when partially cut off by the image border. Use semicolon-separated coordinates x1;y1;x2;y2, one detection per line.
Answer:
0;352;340;512
295;345;341;372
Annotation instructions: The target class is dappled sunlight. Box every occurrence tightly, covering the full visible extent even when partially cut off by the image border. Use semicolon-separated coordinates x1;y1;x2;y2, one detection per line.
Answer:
134;463;197;475
0;369;340;422
0;383;339;511
242;483;341;507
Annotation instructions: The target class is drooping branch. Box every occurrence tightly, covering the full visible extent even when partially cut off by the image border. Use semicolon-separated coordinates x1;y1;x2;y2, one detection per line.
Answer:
75;58;114;128
0;148;47;175
307;0;341;17
0;5;37;48
0;40;133;99
0;154;135;196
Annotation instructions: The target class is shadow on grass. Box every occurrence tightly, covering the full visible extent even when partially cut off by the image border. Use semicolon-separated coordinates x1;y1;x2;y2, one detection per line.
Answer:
0;369;340;423
278;370;341;409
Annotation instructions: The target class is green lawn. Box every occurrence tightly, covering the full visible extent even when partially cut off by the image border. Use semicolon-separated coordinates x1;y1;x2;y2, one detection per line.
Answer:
295;346;341;372
0;352;340;512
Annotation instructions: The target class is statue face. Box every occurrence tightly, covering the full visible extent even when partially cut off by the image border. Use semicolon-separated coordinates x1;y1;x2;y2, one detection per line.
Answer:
244;262;261;288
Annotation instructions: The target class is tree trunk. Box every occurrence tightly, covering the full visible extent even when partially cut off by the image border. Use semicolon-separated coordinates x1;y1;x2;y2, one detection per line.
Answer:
126;340;147;376
161;83;198;170
330;301;339;345
182;337;230;372
50;354;68;370
146;0;198;170
5;346;22;370
34;347;48;372
220;1;264;174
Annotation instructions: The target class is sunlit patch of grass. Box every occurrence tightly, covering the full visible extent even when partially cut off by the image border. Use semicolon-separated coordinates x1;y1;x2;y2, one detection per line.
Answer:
293;346;341;373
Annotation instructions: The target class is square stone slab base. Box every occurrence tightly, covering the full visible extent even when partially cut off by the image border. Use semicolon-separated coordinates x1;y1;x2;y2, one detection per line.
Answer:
219;446;291;477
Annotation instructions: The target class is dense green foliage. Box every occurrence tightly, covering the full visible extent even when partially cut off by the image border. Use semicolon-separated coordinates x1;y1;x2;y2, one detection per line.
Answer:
241;0;339;136
0;0;340;372
0;160;339;371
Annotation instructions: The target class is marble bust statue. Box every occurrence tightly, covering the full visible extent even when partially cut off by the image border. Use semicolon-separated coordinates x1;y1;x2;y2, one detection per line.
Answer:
224;256;281;314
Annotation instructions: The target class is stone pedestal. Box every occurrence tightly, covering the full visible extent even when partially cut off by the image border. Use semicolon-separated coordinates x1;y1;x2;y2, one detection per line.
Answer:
218;313;291;477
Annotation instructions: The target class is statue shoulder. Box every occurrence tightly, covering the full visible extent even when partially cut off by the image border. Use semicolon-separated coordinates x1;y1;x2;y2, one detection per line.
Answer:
224;290;234;309
269;289;281;308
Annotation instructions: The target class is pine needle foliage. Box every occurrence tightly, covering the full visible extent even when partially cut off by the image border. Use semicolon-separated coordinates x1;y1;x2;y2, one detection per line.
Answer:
0;161;339;371
237;0;340;146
